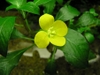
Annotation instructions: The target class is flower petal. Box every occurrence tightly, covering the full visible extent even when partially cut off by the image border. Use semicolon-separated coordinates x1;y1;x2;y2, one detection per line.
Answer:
39;14;54;30
49;35;66;46
53;20;68;36
34;31;49;48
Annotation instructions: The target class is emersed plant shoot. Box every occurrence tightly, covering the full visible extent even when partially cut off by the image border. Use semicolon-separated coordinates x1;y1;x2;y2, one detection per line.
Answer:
0;0;100;75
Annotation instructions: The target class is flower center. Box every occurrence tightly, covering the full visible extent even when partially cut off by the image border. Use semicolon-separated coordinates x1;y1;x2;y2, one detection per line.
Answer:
48;27;56;37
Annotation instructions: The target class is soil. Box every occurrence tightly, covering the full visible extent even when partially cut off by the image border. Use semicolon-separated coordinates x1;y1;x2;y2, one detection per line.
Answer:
9;40;100;75
0;0;100;75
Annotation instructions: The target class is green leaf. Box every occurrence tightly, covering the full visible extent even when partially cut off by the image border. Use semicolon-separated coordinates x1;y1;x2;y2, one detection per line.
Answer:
61;29;89;68
88;50;96;60
43;0;56;14
55;5;80;21
84;32;95;43
0;45;33;75
95;19;100;26
76;11;97;26
89;8;98;16
20;2;40;14
0;17;15;57
10;28;25;39
6;5;18;11
44;58;57;74
56;0;63;5
6;0;27;8
34;0;52;5
77;27;90;33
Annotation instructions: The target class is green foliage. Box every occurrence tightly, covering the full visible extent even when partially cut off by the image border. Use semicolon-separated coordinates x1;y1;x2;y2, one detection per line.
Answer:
0;45;33;75
56;0;63;5
0;0;100;74
20;2;40;15
55;5;80;21
0;17;15;57
11;28;25;39
45;58;56;75
77;27;90;33
34;0;52;5
89;8;98;16
61;29;89;68
43;0;56;14
6;0;27;9
84;32;95;43
88;50;96;60
45;46;57;74
6;5;18;11
6;0;27;8
6;0;40;15
76;11;98;26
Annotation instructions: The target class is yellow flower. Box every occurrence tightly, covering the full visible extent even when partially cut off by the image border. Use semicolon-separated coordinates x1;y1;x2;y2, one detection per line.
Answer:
34;14;68;48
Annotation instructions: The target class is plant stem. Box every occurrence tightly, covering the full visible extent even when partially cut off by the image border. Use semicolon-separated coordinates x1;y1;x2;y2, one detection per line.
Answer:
23;37;34;41
51;46;57;60
44;46;57;74
21;11;32;33
88;24;97;28
15;23;24;27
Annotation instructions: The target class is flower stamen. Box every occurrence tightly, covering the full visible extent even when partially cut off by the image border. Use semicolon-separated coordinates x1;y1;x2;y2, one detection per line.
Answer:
48;27;56;38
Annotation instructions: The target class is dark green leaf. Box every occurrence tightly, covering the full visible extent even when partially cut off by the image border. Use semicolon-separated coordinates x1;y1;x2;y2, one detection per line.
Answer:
76;11;97;26
88;50;96;60
97;35;100;39
55;5;80;21
43;0;56;14
6;0;27;9
34;0;51;5
20;2;40;14
0;45;33;75
44;58;57;75
56;0;63;5
95;19;100;26
11;28;25;39
61;29;89;68
0;17;15;57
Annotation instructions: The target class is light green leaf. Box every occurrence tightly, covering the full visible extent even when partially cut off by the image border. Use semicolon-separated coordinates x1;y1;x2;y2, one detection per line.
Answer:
6;0;27;8
0;17;15;57
43;0;56;14
0;45;33;75
89;8;98;16
34;0;51;5
6;5;18;11
55;5;80;21
20;2;40;14
77;27;90;33
76;11;97;26
61;29;89;68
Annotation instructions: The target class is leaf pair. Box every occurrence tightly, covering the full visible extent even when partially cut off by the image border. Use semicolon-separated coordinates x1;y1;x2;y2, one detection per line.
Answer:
6;0;52;15
0;16;25;57
0;15;33;75
6;0;39;14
